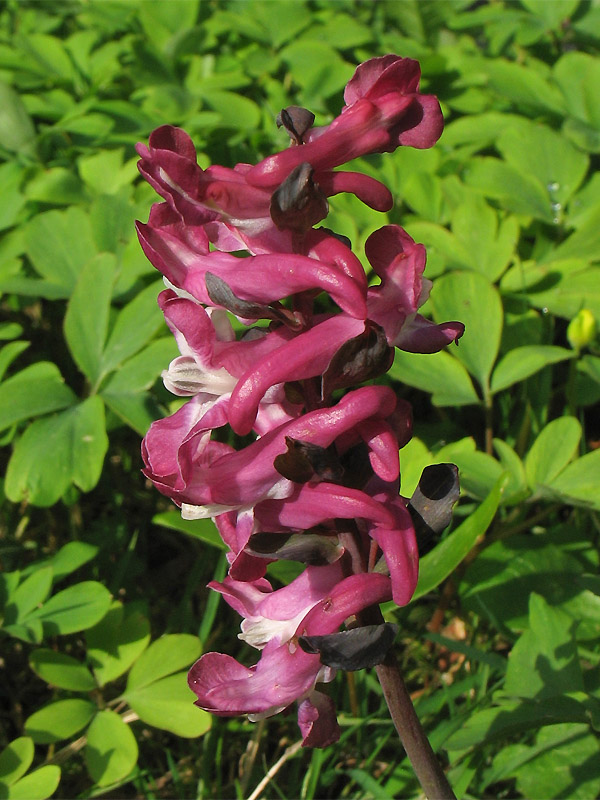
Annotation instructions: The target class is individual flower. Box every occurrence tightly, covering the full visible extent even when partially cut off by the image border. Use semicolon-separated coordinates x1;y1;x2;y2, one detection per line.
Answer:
246;55;444;189
188;570;392;747
366;225;464;352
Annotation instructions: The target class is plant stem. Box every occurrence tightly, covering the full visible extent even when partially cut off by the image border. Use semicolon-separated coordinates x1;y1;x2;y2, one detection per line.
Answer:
483;392;494;455
375;652;456;800
358;606;456;799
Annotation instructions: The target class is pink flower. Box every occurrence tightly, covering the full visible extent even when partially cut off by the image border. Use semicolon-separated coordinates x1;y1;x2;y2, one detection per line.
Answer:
366;226;464;352
136;206;367;321
136;125;392;242
188;570;391;746
137;54;463;749
246;55;443;189
143;386;398;518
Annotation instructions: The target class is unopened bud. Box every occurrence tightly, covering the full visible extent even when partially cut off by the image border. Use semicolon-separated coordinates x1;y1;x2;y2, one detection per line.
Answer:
270;162;328;234
276;106;315;145
567;309;597;352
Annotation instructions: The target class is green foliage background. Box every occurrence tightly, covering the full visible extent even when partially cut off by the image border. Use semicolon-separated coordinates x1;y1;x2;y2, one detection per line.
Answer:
1;0;600;798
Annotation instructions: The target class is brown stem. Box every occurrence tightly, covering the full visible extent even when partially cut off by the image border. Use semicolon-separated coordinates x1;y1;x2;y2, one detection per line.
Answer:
358;606;455;800
484;394;494;456
375;653;456;800
347;671;359;718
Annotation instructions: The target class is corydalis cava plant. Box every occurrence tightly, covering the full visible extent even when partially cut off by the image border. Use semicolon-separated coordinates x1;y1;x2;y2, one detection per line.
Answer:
137;55;463;767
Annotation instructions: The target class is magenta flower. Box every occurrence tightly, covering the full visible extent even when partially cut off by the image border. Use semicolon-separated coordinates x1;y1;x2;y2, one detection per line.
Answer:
137;206;368;320
143;385;399;516
136;124;392;244
138;53;463;753
366;225;464;352
188;570;391;746
246;55;443;189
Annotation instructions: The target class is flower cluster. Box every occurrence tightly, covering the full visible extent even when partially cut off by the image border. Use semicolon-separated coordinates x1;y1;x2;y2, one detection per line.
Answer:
137;55;464;748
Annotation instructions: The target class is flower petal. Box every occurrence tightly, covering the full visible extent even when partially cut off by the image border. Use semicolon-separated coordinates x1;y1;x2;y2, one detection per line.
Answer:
298;692;340;747
229;316;366;435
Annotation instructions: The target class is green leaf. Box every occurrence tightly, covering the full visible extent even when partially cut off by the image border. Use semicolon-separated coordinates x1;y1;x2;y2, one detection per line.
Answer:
491;346;573;394
320;10;375;45
4;765;61;800
90;192;136;254
24;167;86;207
86;603;151;687
0;163;25;233
413;475;506;601
101;338;177;394
280;41;354;101
0;82;35;156
0;277;70;301
124;672;211;738
504;593;583;700
525;416;581;489
460;536;595;633
152;512;227;550
28;581;112;636
126;634;202;692
512;723;600;800
41;541;99;583
445;694;593;751
25;699;97;744
0;362;77;432
439;448;505;501
24;208;96;291
429;271;503;393
5;397;108;506
502;258;600;320
424;631;507;672
5;567;53;623
497;121;589;212
546;207;600;264
55;112;114;140
138;0;200;50
493;438;528;502
199;90;261;131
398;437;433;498
0;569;20;608
29;649;96;692
17;33;76;81
0;738;34;786
442;111;523;149
482;59;566;115
564;117;600;154
345;768;395;800
521;0;579;28
84;710;138;787
451;197;519;282
78;149;138;195
101;391;163;436
0;621;43;646
64;254;117;385
100;281;165;376
0;322;23;342
0;341;29;383
547;449;600;510
405;220;472;270
250;1;311;48
554;52;600;130
20;542;100;584
465;157;555;222
402;172;443;222
389;349;479;406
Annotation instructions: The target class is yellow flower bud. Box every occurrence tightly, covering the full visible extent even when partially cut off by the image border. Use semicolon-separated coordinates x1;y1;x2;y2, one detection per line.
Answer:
567;309;597;352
